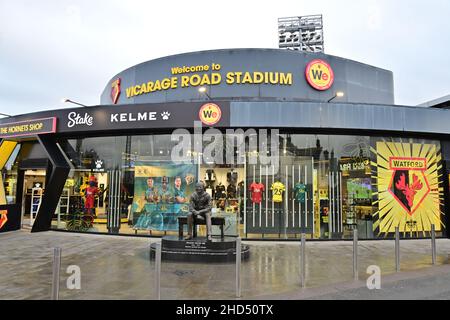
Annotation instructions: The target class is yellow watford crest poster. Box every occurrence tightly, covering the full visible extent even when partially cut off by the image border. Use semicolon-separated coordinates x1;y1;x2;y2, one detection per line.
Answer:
372;140;444;236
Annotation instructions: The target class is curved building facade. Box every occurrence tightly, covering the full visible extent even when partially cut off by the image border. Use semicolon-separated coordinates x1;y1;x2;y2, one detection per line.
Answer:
0;49;448;240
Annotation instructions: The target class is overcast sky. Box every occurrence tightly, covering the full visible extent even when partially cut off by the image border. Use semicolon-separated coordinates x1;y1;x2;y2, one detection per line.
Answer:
1;0;449;116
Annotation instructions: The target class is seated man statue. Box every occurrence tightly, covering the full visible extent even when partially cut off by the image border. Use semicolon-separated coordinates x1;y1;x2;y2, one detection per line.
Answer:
186;182;212;241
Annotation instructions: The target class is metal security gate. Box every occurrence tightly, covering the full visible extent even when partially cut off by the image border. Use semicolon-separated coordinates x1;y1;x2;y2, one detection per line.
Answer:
245;157;314;236
107;170;122;233
328;170;343;238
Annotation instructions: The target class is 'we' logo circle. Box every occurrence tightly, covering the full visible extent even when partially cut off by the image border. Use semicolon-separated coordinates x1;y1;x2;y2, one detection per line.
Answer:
199;103;222;126
305;59;334;91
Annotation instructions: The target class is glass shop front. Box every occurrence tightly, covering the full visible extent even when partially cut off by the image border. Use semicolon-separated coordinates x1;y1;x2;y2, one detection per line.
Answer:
18;132;441;240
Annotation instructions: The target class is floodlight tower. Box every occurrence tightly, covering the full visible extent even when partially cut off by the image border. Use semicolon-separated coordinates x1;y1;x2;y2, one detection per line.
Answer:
278;15;324;53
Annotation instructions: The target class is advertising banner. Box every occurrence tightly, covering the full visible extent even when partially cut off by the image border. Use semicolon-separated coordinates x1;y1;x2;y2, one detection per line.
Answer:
62;102;230;133
372;141;444;235
0;205;20;233
131;161;197;231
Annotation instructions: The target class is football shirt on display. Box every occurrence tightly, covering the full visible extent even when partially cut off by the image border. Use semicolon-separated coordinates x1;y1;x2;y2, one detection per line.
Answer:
249;182;265;203
271;182;285;203
294;183;306;202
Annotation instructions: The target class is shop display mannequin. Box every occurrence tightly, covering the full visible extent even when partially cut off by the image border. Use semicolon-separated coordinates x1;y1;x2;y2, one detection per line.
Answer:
227;183;237;199
227;169;238;185
85;176;100;217
204;169;216;182
204;169;216;198
205;186;213;198
237;181;245;198
186;183;212;241
215;182;226;200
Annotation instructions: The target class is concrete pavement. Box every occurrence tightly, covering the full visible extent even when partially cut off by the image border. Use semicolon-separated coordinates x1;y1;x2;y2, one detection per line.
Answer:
0;230;449;300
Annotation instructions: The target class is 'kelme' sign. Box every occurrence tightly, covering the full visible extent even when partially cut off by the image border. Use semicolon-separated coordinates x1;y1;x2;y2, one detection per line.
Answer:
0;117;57;138
60;102;230;133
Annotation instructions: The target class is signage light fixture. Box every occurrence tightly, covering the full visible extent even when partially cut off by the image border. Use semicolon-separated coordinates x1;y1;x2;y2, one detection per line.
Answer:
61;98;88;107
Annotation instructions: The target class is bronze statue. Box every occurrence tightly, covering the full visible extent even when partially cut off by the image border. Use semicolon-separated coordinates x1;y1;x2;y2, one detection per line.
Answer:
185;182;212;241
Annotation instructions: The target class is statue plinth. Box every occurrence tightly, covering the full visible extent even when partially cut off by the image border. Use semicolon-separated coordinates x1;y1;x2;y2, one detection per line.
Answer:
150;236;250;263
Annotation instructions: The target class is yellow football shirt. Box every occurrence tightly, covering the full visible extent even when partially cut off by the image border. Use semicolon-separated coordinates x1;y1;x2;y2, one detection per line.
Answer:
271;182;285;203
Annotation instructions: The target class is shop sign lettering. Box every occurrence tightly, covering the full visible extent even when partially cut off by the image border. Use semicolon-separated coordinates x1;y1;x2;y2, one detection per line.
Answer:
0;117;57;138
125;63;293;98
67;112;94;128
339;159;370;171
110;111;171;123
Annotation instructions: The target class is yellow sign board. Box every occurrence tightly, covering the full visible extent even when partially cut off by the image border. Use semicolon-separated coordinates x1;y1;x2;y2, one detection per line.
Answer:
373;141;443;234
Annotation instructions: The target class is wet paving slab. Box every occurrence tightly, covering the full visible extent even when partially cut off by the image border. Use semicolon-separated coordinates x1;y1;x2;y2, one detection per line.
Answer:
0;230;449;299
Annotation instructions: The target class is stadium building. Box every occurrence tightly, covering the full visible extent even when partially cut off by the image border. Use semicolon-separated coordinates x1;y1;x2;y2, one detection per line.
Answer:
1;48;449;240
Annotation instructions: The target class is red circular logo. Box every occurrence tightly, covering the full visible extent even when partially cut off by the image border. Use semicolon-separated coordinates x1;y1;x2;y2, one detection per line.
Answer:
199;103;222;126
305;59;334;91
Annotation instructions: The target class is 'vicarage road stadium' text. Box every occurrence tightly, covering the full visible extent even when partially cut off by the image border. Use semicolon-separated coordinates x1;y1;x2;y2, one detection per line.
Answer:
126;63;293;98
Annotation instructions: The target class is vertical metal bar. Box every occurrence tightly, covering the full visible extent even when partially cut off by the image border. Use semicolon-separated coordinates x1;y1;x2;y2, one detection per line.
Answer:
311;158;315;236
108;170;111;230
236;237;242;298
112;170;115;230
305;192;308;230
339;172;343;233
114;170;117;229
272;165;274;228
107;170;111;230
333;172;336;233
292;165;295;228
113;170;120;228
304;165;308;228
111;170;114;230
265;166;268;228
331;172;335;234
155;242;161;300
117;170;120;229
57;203;61;229
197;153;201;183
51;247;62;300
298;164;301;228
328;174;332;239
118;170;121;229
259;165;262;228
336;171;340;233
285;165;288;229
115;170;118;229
243;160;247;237
252;165;255;228
300;233;306;288
431;224;436;265
395;227;400;272
353;229;358;280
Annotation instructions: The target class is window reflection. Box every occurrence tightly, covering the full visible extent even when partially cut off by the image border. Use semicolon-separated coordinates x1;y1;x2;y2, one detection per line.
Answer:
49;134;445;240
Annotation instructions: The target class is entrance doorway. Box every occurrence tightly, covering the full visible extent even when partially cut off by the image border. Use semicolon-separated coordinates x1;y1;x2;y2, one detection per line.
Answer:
21;169;47;227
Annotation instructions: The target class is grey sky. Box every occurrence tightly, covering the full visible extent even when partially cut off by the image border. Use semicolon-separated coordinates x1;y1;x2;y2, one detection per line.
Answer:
1;0;449;116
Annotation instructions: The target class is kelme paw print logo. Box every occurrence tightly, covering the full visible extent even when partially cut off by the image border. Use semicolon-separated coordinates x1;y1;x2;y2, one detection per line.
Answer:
161;111;171;120
95;160;103;169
